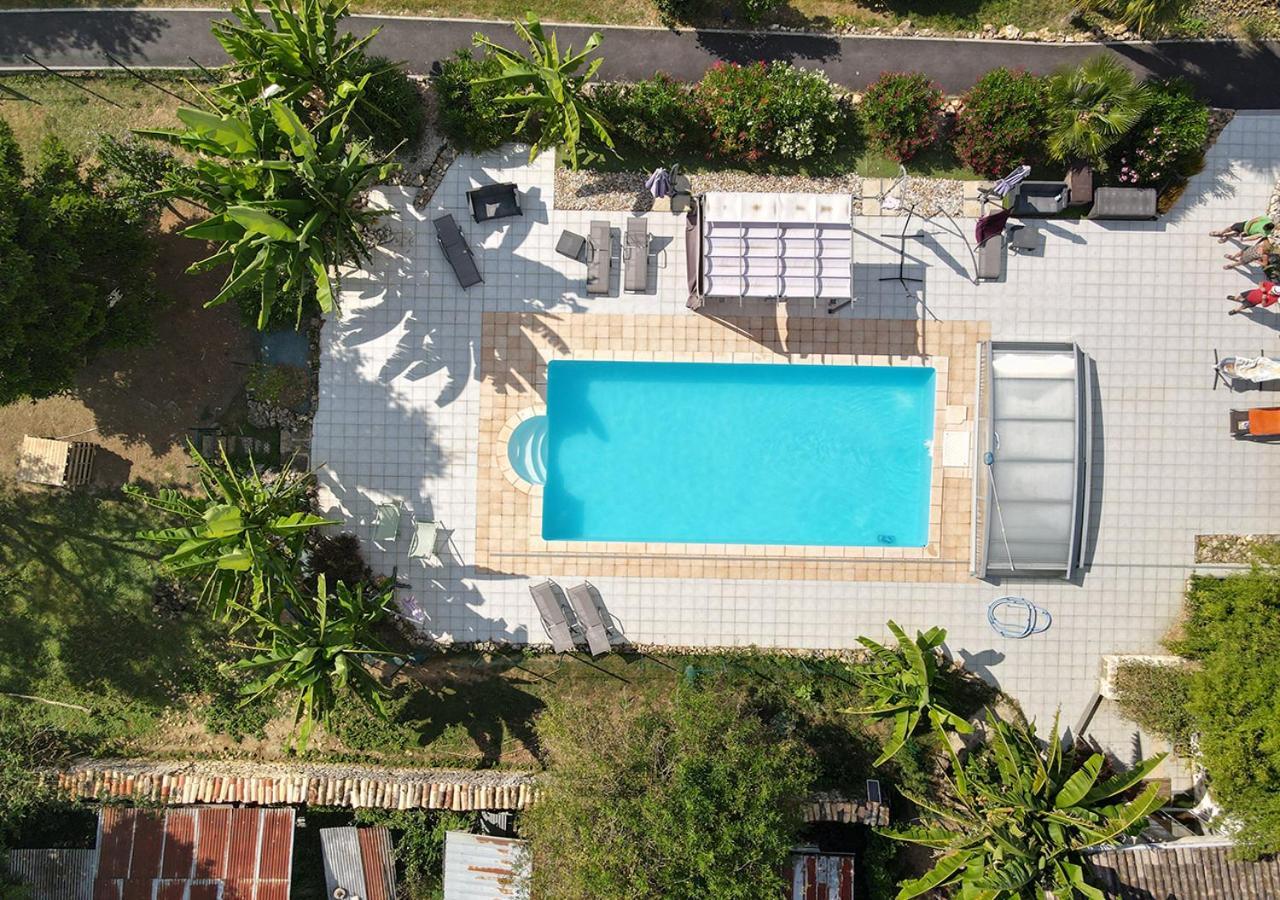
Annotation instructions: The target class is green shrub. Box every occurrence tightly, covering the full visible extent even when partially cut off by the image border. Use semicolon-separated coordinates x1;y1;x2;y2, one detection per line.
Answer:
592;76;706;159
523;680;815;899
740;0;783;24
695;61;849;165
304;532;374;594
1107;78;1210;187
1169;570;1280;857
354;55;427;153
859;71;942;162
354;808;477;898
653;0;699;25
434;49;512;153
952;68;1048;178
95;134;179;221
1112;660;1194;750
1084;0;1185;35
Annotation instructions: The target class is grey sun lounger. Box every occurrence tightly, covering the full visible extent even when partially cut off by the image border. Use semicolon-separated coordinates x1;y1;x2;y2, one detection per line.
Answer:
433;213;483;289
566;582;612;657
587;220;611;295
530;580;576;654
623;217;649;293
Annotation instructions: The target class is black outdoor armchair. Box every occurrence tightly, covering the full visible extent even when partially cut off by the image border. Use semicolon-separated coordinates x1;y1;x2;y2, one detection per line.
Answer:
466;182;522;223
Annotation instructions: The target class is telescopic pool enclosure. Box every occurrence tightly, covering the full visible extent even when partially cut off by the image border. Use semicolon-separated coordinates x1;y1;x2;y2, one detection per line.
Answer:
971;341;1095;580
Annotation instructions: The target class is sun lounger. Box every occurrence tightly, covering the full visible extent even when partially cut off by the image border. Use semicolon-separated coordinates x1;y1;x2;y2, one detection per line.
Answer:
466;182;522;223
623;218;650;293
566;582;612;657
587;220;611;295
408;516;443;564
373;503;401;542
434;214;483;289
976;233;1005;281
1230;407;1280;439
530;580;576;653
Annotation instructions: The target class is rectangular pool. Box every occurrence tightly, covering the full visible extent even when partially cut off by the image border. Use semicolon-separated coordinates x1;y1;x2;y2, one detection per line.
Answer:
542;361;936;547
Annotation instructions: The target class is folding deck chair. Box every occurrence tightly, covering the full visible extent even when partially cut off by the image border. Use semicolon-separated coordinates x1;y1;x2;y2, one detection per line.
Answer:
530;580;576;654
433;214;483;288
408;516;445;565
373;503;401;542
623;218;657;293
1230;407;1280;440
566;582;612;657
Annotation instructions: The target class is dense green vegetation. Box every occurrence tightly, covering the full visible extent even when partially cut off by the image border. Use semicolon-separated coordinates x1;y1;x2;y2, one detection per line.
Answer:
0;122;163;405
1167;570;1280;858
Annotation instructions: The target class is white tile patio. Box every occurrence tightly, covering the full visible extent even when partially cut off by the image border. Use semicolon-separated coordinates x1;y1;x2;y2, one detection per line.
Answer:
313;114;1280;759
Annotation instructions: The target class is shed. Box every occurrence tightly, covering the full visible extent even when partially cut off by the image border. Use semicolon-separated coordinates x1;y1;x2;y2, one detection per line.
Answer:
443;831;529;900
93;806;294;900
785;849;855;900
320;825;397;900
970;342;1094;579
688;192;853;304
1088;841;1280;898
7;848;95;900
16;435;96;487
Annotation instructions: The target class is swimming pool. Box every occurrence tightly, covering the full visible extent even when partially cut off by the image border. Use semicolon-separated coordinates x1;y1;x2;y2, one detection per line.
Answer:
541;360;936;547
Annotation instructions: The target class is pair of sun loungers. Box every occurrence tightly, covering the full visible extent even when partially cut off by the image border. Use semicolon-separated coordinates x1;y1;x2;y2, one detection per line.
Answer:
529;579;615;657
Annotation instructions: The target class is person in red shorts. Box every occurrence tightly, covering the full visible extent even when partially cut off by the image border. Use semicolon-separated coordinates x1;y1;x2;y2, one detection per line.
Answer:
1228;280;1280;315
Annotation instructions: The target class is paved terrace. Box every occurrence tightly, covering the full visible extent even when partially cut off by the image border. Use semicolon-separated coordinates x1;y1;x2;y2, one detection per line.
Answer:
314;114;1280;761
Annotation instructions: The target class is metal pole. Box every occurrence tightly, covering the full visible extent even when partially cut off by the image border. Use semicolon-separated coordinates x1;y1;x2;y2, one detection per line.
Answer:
21;55;124;108
104;52;193;104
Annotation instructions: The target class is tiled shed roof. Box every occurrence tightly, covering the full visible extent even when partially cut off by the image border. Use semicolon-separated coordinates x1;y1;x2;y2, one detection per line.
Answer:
92;806;294;900
1089;842;1280;898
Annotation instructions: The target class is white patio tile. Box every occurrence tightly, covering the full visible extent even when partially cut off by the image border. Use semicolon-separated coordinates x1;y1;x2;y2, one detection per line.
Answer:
314;118;1280;757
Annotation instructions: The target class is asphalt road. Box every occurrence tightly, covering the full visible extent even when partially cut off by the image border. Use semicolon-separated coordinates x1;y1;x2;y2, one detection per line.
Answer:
2;9;1279;107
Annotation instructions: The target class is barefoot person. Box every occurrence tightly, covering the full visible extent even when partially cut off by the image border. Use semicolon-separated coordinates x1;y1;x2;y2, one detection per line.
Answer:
1212;215;1274;243
1225;237;1276;270
1228;280;1280;315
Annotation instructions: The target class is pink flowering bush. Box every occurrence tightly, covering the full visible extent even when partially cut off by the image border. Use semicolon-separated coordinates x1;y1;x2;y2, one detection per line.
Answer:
1106;78;1210;187
859;71;942;162
694;61;850;165
952;68;1048;178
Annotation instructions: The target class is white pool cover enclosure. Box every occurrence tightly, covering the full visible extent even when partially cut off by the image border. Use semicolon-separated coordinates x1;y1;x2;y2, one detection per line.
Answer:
687;192;853;305
971;342;1095;580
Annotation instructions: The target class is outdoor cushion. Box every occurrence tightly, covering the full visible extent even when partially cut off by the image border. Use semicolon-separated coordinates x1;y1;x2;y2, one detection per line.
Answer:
556;230;587;261
1089;187;1157;220
587;220;611;295
623;217;649;292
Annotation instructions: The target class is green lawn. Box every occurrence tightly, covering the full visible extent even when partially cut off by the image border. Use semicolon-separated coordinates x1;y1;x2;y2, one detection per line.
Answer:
0;74;190;163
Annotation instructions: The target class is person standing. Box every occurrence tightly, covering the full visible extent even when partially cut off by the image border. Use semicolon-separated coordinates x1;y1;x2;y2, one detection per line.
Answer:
1224;237;1276;270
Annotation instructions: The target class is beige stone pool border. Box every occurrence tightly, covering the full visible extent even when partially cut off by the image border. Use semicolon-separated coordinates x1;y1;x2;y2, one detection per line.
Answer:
477;312;990;582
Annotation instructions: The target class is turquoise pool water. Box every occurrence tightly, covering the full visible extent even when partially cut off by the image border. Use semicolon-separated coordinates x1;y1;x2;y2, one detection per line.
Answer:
542;361;936;546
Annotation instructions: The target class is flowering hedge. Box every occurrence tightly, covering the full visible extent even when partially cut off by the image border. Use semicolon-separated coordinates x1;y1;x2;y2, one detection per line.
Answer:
1107;78;1211;187
694;61;851;164
859;71;942;162
952;68;1048;178
593;75;707;159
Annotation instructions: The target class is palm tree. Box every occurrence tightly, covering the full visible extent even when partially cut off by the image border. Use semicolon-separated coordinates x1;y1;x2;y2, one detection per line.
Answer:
139;100;395;328
884;713;1165;899
124;442;338;623
235;574;395;749
1046;55;1151;164
471;14;613;169
845;621;974;765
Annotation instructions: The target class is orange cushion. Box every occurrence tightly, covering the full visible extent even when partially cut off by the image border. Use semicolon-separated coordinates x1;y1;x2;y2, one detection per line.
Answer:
1249;407;1280;435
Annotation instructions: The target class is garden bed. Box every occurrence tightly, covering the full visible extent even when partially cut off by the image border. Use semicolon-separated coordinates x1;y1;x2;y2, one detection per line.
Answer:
1195;533;1280;564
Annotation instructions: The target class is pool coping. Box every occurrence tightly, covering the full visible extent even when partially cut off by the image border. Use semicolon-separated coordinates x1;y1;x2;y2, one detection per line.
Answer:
476;312;988;582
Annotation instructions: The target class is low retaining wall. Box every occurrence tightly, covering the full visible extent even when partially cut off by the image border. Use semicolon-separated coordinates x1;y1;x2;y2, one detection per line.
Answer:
52;759;538;811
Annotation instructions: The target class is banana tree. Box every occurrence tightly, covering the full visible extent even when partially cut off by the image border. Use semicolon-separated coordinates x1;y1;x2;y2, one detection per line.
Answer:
210;0;403;140
139;99;395;329
123;442;338;623
235;574;394;750
885;713;1166;900
845;620;973;765
472;14;614;169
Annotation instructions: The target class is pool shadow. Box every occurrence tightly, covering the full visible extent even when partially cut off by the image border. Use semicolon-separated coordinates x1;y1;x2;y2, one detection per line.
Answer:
692;306;928;359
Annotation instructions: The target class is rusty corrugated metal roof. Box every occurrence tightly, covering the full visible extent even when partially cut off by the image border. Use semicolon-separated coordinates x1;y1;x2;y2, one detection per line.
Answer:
357;826;397;900
320;825;397;900
7;848;95;900
93;807;293;899
1089;842;1280;898
443;832;530;900
785;851;855;900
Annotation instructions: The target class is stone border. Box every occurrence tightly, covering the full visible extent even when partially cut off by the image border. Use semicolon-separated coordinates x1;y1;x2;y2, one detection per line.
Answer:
497;404;547;496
